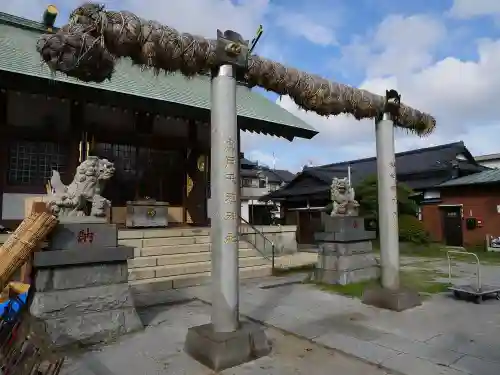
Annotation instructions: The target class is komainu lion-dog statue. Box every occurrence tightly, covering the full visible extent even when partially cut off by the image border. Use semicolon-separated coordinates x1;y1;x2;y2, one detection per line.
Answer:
46;156;115;218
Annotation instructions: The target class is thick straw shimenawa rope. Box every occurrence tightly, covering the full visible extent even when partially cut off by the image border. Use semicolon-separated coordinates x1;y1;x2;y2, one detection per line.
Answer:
36;2;436;135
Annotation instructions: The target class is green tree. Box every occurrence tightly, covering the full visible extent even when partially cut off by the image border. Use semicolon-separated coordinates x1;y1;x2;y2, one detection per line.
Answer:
355;175;418;218
356;175;430;244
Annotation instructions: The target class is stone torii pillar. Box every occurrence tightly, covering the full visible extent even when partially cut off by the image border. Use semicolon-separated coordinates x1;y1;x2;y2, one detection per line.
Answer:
184;30;270;372
362;90;422;311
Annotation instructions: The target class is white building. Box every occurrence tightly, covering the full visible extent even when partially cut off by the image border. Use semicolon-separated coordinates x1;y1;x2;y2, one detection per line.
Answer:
239;157;295;225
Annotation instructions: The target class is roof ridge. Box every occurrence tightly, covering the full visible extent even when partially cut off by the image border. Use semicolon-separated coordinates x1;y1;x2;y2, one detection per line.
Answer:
0;11;58;33
475;152;500;160
312;141;466;169
438;167;500;187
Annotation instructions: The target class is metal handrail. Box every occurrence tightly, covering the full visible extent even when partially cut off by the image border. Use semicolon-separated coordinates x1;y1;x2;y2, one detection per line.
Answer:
447;250;481;291
239;216;276;272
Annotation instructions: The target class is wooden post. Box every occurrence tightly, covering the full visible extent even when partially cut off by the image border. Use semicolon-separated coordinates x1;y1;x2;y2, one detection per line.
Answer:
70;100;85;174
0;88;7;224
185;120;209;226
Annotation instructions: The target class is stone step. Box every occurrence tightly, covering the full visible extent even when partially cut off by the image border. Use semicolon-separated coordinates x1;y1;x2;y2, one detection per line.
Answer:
129;256;269;281
129;265;272;292
138;243;210;257
119;228;210;240
132;241;251;257
118;235;210;248
128;248;261;268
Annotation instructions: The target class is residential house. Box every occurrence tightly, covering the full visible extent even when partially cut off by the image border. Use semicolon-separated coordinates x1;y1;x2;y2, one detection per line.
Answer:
239;155;295;225
264;142;487;244
422;169;500;248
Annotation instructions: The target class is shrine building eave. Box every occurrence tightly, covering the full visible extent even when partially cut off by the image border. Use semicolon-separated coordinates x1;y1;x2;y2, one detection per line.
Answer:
0;12;318;141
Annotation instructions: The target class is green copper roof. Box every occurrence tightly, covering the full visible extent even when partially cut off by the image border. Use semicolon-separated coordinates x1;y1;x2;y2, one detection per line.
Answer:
438;169;500;187
0;12;317;140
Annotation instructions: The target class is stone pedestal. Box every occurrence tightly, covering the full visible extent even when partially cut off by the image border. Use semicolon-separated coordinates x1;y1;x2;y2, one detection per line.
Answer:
314;215;379;285
30;220;143;347
184;322;271;372
362;286;422;311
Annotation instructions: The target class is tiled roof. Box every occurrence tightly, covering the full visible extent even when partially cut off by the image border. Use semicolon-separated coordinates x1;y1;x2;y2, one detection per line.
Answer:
260;168;296;183
438;168;500;187
240;169;259;178
0;12;317;140
303;141;485;188
265;142;488;200
241;158;258;167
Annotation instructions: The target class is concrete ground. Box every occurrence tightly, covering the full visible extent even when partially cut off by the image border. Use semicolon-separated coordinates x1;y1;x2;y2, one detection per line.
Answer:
181;256;500;375
61;301;393;375
61;255;500;375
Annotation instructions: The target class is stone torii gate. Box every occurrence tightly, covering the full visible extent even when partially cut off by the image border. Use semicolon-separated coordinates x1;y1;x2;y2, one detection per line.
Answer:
36;3;436;371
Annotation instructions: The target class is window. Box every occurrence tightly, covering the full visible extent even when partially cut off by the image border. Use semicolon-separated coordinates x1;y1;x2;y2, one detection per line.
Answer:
259;179;266;188
138;148;183;204
8;141;67;185
242;178;253;187
95;143;136;175
93;143;184;205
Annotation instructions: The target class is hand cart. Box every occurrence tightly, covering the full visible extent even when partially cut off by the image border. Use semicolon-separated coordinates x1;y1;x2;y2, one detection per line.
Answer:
447;250;500;304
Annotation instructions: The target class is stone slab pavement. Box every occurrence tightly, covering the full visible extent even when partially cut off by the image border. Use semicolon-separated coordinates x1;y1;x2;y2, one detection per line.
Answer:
178;273;500;375
60;300;393;375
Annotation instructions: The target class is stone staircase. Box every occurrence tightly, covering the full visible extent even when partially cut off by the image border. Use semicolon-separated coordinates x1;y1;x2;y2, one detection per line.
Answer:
119;228;273;293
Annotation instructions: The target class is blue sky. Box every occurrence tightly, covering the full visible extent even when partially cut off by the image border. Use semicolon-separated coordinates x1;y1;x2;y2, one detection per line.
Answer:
3;0;500;171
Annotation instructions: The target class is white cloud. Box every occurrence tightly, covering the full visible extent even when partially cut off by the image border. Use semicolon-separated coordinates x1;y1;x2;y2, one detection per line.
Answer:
273;12;337;46
277;16;500;163
245;150;277;168
448;0;500;19
337;14;446;78
270;2;343;47
120;0;270;40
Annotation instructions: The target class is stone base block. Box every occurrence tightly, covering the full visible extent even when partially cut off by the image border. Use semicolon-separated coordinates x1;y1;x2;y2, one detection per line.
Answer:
184;322;271;371
49;221;117;251
31;260;142;347
34;262;129;291
30;283;134;318
316;266;379;285
318;252;378;270
43;308;143;347
315;215;377;242
362;286;422;311
30;283;143;347
34;247;133;268
315;248;379;285
318;240;373;256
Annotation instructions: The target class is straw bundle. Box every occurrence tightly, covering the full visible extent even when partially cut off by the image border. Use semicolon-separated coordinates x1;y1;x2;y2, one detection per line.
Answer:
0;212;58;291
36;2;436;135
